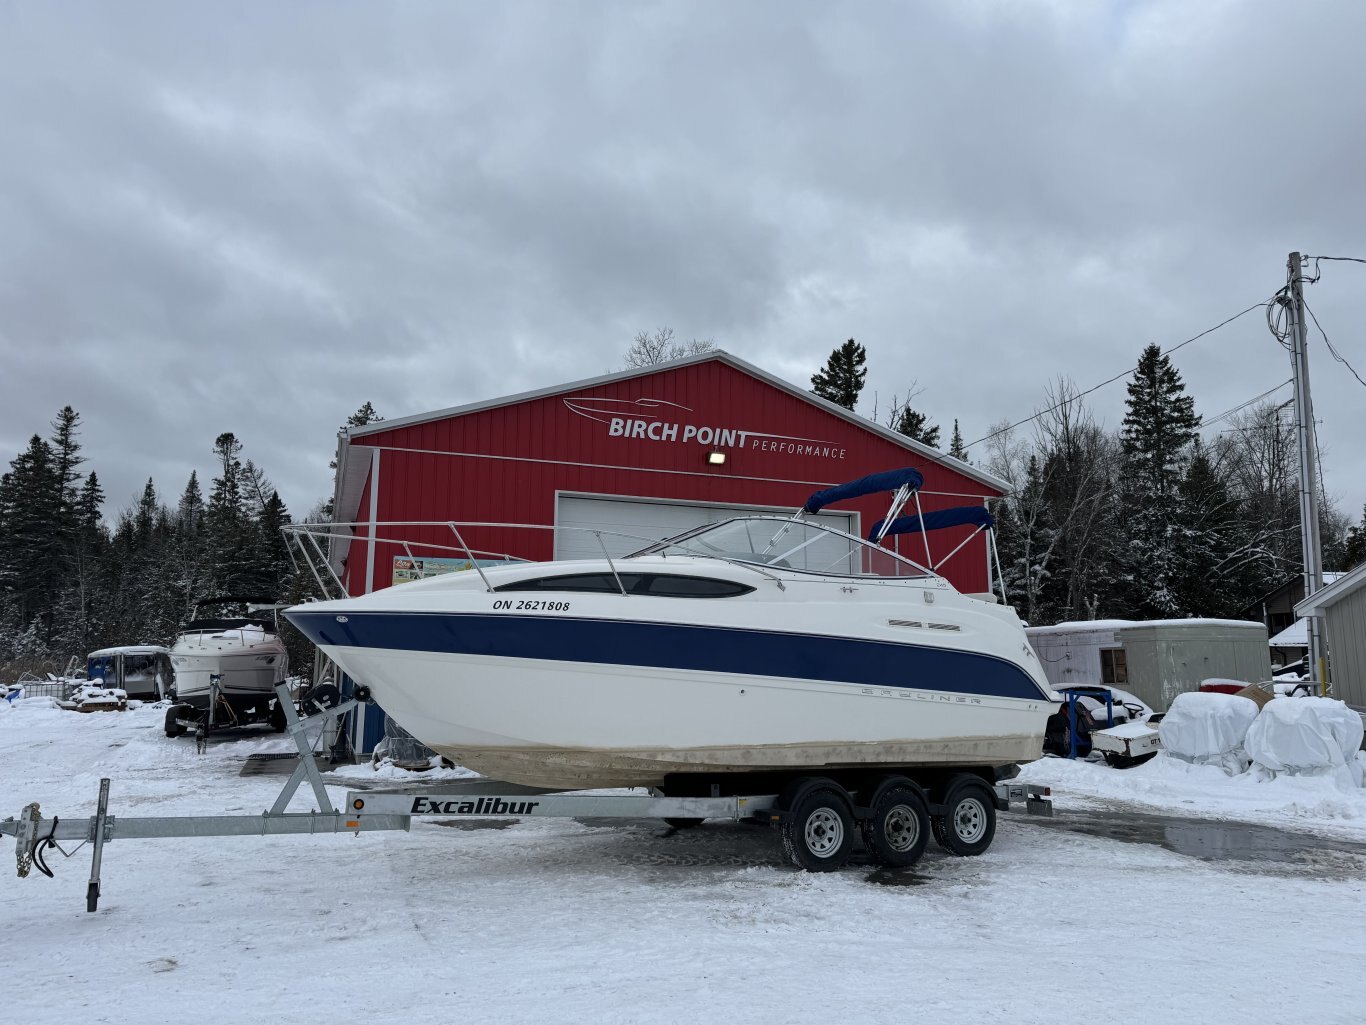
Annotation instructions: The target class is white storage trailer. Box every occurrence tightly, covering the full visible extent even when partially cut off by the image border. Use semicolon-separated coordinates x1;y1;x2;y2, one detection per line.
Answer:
1026;618;1272;712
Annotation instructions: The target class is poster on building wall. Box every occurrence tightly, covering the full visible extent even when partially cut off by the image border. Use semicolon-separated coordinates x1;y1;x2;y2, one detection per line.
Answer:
393;556;514;583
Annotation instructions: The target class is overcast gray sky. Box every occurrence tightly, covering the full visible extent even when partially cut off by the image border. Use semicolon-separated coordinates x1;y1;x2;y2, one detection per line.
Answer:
2;1;1364;524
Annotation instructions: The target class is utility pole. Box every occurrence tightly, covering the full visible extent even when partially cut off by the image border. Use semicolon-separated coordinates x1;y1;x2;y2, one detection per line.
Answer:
1287;252;1327;691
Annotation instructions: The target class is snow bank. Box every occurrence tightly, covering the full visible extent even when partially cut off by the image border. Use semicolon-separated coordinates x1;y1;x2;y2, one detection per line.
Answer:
1158;691;1260;773
1245;697;1365;784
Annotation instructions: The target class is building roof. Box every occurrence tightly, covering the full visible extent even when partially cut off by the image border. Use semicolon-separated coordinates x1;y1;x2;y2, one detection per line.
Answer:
335;349;1010;499
1295;563;1366;616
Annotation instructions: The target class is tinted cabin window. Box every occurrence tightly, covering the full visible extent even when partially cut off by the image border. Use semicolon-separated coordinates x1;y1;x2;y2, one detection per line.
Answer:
496;574;636;593
643;575;754;598
496;574;752;597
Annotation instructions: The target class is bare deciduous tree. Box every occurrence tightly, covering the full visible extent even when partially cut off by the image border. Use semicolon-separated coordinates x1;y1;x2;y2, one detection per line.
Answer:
624;327;715;368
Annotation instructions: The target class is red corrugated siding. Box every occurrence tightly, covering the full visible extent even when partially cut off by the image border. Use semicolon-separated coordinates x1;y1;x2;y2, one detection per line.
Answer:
344;360;1000;594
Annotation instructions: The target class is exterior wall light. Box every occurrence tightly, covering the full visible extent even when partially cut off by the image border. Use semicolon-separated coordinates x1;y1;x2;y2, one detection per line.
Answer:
707;450;727;465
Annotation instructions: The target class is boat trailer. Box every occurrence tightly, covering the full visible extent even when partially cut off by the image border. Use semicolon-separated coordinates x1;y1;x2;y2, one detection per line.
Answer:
2;684;1052;912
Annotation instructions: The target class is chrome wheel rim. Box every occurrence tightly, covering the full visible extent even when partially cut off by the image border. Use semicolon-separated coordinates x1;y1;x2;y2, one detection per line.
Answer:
804;808;845;857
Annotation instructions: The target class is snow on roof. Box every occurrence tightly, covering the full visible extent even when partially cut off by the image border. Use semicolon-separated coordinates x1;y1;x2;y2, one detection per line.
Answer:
1026;618;1267;637
1267;618;1308;648
86;646;169;657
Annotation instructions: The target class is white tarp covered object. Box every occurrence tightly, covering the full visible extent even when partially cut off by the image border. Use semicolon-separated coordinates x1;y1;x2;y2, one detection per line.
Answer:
1245;697;1365;779
1158;691;1260;773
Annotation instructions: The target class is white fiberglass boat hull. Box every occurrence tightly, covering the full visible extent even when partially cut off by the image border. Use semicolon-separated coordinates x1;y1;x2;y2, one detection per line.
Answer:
170;636;288;706
323;643;1052;789
288;550;1057;790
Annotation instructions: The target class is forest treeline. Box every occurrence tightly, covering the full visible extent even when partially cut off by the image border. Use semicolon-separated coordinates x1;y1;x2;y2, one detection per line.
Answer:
4;341;1365;678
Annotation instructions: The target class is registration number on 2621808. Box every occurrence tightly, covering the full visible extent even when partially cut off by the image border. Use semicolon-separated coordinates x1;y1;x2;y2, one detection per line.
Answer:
492;600;571;611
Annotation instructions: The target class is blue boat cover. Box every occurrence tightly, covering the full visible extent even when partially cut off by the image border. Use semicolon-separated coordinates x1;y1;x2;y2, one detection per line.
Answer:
803;468;924;514
868;505;994;541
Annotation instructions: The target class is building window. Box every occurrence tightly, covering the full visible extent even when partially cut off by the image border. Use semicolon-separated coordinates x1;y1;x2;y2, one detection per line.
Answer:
1100;648;1128;685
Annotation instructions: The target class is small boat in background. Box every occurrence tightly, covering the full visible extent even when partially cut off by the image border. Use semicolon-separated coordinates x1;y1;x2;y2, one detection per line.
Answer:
166;599;289;735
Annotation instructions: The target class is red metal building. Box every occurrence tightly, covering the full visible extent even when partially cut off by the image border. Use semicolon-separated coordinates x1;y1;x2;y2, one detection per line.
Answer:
328;351;1007;597
324;351;1008;751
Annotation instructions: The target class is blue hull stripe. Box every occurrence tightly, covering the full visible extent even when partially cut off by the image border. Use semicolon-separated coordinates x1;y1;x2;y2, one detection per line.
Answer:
287;611;1050;702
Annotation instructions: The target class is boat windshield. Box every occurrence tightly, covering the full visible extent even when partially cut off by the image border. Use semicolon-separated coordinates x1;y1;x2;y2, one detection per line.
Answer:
630;516;930;579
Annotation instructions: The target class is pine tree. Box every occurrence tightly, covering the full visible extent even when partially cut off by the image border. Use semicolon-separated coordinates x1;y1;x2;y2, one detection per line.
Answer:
949;420;968;461
205;432;250;595
893;405;940;448
1344;504;1366;571
176;472;204;536
0;436;62;633
810;339;867;411
1121;344;1200;495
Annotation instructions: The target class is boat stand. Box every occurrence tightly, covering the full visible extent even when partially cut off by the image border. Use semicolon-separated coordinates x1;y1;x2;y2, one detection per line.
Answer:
2;683;411;912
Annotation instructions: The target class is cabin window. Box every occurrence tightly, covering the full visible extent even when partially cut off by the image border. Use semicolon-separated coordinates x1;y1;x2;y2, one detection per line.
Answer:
496;573;753;598
640;575;754;598
1100;648;1128;685
496;573;637;593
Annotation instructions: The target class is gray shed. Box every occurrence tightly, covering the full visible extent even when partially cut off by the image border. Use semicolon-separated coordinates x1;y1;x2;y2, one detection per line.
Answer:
1296;564;1366;709
1026;619;1272;712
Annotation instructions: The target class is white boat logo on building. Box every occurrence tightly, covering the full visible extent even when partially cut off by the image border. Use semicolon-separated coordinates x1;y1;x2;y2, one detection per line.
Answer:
563;396;848;459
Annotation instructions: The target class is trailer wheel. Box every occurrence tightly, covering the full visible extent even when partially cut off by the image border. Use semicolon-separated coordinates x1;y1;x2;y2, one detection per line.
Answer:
164;704;188;738
861;785;930;868
269;700;288;733
663;817;705;830
932;776;996;857
780;785;854;872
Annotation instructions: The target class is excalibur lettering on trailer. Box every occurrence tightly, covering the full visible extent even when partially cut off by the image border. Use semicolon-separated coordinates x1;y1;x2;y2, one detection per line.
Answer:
409;796;542;815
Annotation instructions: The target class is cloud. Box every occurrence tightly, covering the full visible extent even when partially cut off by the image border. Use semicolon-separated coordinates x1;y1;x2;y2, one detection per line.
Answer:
1;0;1364;523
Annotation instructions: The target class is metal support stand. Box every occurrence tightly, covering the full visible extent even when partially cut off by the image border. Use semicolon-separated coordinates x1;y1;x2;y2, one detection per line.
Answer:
87;778;110;912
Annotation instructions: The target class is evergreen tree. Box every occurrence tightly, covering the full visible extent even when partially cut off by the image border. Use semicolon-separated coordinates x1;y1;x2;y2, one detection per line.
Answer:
205;432;251;595
810;339;867;411
176;472;205;536
893;404;940;448
948;420;968;461
48;406;85;539
1344;504;1366;571
0;436;62;634
1121;345;1200;494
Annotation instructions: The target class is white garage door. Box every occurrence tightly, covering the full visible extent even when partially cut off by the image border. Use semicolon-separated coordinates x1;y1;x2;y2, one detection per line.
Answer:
554;495;856;567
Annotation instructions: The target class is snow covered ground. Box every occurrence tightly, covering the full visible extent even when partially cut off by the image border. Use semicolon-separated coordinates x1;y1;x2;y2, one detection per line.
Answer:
4;701;1366;1025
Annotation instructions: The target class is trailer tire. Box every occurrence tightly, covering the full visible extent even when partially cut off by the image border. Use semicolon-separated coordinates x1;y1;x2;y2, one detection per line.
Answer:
933;776;996;857
861;785;930;868
780;784;854;872
269;700;288;733
663;817;705;830
164;704;189;738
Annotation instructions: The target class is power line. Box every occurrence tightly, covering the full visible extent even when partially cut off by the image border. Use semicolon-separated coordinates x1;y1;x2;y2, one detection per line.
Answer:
1200;379;1293;428
1301;296;1366;390
963;297;1273;450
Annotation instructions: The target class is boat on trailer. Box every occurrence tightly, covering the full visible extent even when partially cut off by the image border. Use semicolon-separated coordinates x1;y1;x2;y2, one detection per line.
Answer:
285;469;1057;792
166;599;290;735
